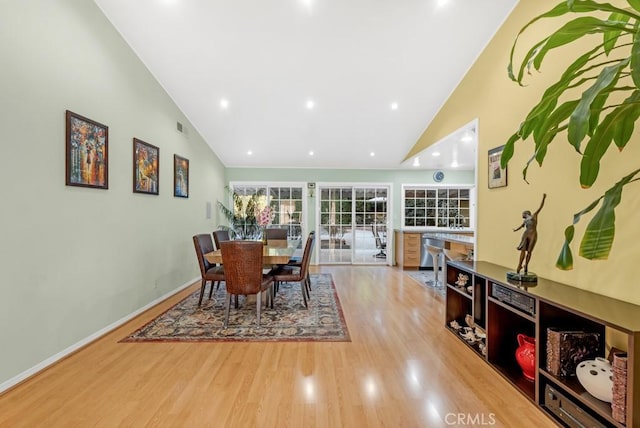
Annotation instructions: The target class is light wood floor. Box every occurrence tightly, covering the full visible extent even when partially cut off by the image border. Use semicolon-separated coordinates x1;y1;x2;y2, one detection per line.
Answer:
0;266;555;427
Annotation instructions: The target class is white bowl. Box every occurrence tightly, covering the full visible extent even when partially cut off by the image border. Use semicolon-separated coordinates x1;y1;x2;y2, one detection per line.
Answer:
576;357;613;402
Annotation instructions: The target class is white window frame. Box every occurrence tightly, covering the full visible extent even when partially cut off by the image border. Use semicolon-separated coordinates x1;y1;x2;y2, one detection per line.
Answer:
228;181;309;238
401;183;475;231
315;181;393;266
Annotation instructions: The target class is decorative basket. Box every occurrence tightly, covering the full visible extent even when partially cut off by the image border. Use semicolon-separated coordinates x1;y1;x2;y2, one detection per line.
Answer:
546;328;600;377
612;352;628;424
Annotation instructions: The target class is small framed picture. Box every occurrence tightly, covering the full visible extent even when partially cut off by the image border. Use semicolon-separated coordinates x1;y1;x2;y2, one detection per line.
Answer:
65;110;108;189
174;154;189;198
133;138;159;195
488;145;507;189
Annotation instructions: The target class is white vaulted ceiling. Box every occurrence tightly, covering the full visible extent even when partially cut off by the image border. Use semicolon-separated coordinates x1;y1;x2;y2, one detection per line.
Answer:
94;0;517;170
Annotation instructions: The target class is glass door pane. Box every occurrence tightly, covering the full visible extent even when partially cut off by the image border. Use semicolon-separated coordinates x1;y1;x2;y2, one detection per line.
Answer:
317;185;389;265
318;187;352;264
353;186;388;264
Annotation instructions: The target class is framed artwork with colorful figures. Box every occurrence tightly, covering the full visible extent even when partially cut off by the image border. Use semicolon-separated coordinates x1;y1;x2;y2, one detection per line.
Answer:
65;110;108;189
133;138;159;195
174;154;189;198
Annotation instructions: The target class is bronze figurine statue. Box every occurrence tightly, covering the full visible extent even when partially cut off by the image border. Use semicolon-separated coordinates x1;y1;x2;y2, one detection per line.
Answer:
513;193;546;274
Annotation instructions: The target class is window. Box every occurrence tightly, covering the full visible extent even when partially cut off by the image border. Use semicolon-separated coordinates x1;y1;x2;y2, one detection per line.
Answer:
269;185;303;238
402;185;473;229
230;183;305;238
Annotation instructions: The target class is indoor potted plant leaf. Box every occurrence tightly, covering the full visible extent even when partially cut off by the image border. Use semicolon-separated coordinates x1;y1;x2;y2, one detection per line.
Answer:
217;186;265;240
503;0;640;269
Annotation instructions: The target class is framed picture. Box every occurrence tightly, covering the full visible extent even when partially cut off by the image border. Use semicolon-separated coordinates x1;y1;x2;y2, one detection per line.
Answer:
174;154;189;198
488;145;508;189
133;138;159;195
65;110;108;189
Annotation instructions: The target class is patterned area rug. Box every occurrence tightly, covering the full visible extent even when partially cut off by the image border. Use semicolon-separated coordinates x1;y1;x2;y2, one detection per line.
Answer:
121;273;350;342
406;270;446;295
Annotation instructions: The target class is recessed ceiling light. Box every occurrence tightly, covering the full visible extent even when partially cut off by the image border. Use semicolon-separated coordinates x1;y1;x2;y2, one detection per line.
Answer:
247;150;253;156
220;99;229;109
461;132;473;142
370;152;375;157
391;102;399;110
437;0;449;6
309;150;314;156
451;161;459;168
306;99;315;109
432;151;441;157
412;157;420;167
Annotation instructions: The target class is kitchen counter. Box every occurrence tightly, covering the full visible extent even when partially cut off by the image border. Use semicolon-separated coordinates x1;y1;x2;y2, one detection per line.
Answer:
421;232;474;245
394;230;475;268
398;228;474;234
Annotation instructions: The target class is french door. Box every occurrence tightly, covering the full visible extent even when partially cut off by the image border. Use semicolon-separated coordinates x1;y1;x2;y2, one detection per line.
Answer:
317;184;390;265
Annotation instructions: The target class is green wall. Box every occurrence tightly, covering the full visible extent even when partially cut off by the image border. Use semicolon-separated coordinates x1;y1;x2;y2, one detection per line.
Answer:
0;0;226;389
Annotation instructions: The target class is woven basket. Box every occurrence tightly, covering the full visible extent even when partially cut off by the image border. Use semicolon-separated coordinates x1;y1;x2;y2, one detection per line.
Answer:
612;352;628;425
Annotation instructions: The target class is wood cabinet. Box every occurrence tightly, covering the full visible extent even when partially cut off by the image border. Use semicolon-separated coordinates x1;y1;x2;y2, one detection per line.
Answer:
394;231;421;269
446;260;640;427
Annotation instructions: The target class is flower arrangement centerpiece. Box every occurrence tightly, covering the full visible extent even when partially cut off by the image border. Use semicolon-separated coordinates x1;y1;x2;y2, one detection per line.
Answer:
257;206;274;244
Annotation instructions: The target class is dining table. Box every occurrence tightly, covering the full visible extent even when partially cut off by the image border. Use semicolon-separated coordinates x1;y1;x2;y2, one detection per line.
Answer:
204;239;300;266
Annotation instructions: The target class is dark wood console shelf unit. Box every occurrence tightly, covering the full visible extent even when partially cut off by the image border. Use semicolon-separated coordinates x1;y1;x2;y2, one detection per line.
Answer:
445;260;640;427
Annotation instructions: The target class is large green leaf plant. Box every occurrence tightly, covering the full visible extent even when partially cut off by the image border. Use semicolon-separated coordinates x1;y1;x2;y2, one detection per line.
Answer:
503;0;640;270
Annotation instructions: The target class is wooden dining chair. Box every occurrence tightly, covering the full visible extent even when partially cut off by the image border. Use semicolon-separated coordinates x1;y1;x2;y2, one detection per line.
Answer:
287;231;314;290
265;227;287;240
273;232;315;308
212;229;230;249
220;240;274;328
192;234;225;306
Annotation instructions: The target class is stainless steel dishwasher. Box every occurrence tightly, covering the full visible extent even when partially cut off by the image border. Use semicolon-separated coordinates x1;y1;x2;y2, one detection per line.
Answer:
420;235;444;269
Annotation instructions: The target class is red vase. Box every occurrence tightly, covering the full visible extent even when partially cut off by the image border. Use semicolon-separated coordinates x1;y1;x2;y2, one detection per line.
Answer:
515;333;536;381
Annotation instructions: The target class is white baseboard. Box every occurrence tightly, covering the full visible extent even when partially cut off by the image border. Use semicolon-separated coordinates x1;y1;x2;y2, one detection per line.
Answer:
0;277;198;394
